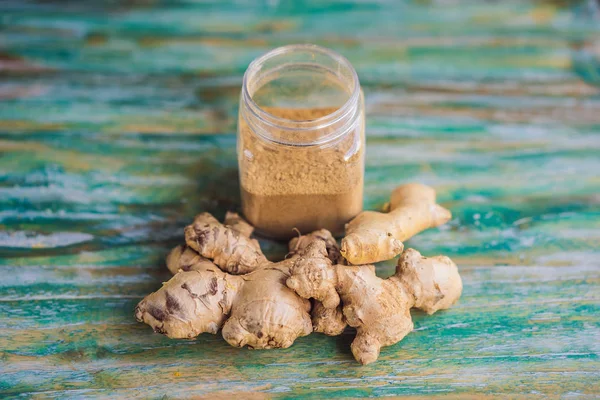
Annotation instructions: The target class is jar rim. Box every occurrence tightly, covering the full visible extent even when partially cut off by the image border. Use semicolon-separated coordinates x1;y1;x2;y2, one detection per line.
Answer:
241;44;361;146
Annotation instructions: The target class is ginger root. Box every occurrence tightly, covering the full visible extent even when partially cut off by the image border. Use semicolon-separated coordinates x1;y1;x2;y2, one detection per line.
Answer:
137;182;462;365
289;228;344;265
165;245;216;275
168;212;257;276
288;229;347;336
137;213;318;349
286;241;462;364
184;212;267;274
341;183;451;265
142;222;348;345
136;262;313;347
310;300;347;336
223;211;255;239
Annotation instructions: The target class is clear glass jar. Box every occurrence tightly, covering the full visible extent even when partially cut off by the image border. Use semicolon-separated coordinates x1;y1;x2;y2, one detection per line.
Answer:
238;44;365;239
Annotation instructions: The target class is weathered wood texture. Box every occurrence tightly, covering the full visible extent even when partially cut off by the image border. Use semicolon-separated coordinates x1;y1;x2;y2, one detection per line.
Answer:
1;0;599;398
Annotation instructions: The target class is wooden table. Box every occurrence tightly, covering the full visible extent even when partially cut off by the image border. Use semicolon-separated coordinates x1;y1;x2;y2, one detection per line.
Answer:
1;1;599;398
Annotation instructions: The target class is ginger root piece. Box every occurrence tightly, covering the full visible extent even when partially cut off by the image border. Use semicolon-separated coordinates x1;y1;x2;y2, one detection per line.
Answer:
185;212;267;274
167;213;258;275
166;245;216;275
220;260;312;349
286;241;462;364
136;253;313;348
137;212;325;349
140;206;461;362
288;229;347;336
310;300;346;336
289;228;344;265
340;183;452;265
135;267;238;338
396;248;463;314
224;211;257;246
166;212;260;276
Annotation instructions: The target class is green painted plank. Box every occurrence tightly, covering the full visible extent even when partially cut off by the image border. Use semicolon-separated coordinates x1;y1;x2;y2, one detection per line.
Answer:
1;0;599;397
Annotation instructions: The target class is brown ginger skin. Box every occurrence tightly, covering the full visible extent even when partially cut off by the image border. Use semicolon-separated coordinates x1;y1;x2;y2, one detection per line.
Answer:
223;211;255;239
166;229;316;348
137;212;319;349
287;229;347;335
184;212;267;274
310;300;347;336
341;183;452;265
286;241;462;364
289;228;344;265
396;248;463;314
135;262;313;348
220;260;312;349
165;245;216;275
137;200;462;363
168;212;259;276
135;267;239;338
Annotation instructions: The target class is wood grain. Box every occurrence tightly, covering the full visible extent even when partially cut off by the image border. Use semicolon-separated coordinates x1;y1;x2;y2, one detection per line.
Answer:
1;0;599;398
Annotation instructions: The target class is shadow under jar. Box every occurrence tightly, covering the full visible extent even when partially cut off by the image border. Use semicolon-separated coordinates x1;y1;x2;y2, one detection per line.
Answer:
238;44;365;239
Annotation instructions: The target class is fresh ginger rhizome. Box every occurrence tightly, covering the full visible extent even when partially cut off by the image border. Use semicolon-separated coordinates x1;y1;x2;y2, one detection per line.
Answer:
135;183;462;365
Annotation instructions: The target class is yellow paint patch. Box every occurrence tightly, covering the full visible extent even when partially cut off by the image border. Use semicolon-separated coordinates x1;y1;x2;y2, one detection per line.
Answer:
0;140;124;172
530;6;556;24
108;123;212;135
138;36;267;48
110;112;233;135
0;140;46;152
419;163;434;173
254;19;297;33
510;54;571;69
0;120;65;132
469;10;514;24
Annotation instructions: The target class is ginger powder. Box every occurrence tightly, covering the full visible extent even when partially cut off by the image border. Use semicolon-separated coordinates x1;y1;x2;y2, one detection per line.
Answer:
237;45;365;239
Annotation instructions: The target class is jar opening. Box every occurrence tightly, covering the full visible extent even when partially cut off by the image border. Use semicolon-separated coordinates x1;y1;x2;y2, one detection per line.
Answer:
242;44;361;146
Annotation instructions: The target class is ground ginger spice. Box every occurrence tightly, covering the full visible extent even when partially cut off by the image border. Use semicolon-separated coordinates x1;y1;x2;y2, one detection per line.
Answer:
237;44;365;239
238;106;364;239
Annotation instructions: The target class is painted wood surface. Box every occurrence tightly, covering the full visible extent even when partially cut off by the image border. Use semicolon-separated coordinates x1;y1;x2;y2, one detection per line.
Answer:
1;0;599;398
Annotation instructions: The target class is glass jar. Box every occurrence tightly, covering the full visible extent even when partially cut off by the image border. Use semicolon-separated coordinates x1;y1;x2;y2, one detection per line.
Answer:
237;44;365;239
